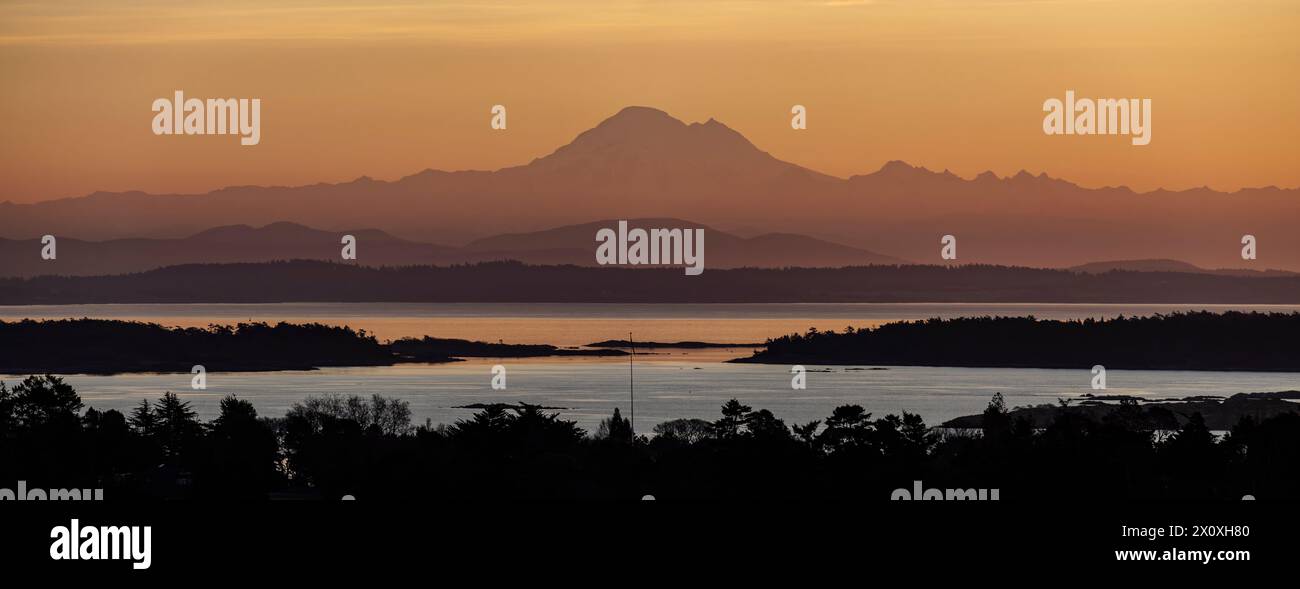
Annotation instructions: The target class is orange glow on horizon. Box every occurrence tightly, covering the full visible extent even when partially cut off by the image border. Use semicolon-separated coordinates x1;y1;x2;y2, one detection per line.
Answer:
1;0;1297;202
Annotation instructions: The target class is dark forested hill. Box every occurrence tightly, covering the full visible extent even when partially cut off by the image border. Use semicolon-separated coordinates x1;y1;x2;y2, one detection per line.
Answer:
3;260;1300;304
0;319;629;373
0;319;397;373
736;312;1300;371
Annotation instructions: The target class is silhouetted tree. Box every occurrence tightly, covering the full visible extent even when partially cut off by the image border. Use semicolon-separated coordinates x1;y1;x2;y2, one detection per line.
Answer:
446;404;512;446
1161;412;1219;481
129;399;157;435
207;395;280;497
792;420;821;447
653;418;713;443
1;375;82;433
596;407;633;443
818;404;873;453
285;394;412;437
746;409;790;441
713;399;753;439
874;412;934;462
153;392;201;460
982;392;1011;441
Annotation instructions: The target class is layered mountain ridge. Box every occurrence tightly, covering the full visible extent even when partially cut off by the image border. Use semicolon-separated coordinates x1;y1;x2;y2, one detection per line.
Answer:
0;219;903;277
2;106;1295;270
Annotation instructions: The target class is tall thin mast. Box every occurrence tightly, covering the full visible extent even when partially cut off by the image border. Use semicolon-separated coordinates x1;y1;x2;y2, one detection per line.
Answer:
628;331;635;438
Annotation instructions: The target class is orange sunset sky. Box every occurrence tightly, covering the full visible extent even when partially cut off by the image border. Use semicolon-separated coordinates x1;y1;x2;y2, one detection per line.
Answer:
1;0;1297;203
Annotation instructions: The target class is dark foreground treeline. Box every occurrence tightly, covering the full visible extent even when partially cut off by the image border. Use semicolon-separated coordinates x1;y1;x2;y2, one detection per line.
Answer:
740;311;1300;371
2;376;1297;501
943;392;1300;430
4;259;1300;304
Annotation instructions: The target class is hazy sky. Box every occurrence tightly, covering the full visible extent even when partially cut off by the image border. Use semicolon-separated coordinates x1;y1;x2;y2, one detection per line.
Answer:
1;0;1297;202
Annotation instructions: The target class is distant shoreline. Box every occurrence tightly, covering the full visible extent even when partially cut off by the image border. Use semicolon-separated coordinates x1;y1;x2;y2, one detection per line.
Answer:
731;357;1300;373
941;391;1300;430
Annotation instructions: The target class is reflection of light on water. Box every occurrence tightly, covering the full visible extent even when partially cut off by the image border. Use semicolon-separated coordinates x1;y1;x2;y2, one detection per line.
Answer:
6;302;1300;345
9;363;1296;437
4;303;1298;433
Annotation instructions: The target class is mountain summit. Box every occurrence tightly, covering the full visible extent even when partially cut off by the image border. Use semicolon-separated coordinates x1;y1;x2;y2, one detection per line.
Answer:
508;106;834;204
539;106;764;164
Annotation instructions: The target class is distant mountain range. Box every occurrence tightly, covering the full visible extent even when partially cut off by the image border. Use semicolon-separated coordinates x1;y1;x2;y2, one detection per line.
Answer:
0;219;902;277
3;106;1296;270
460;218;905;268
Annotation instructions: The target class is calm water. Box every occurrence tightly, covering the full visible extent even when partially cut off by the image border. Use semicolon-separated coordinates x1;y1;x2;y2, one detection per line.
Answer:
4;360;1297;434
4;302;1299;345
2;302;1298;432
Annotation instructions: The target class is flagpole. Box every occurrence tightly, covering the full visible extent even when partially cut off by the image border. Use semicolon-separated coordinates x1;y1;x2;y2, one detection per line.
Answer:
629;331;635;439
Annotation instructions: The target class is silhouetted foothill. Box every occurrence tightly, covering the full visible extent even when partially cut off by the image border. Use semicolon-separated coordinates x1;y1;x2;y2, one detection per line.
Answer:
5;261;1300;304
0;219;901;278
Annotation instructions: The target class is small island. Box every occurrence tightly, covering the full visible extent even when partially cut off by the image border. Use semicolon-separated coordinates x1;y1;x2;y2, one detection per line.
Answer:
391;336;624;361
587;339;762;349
